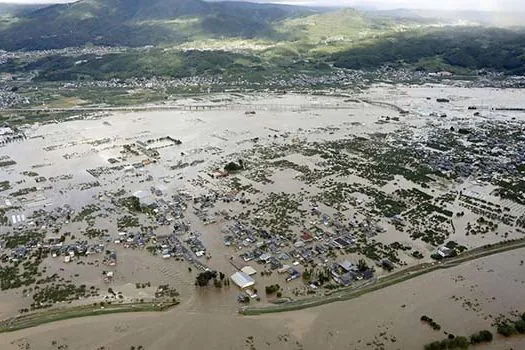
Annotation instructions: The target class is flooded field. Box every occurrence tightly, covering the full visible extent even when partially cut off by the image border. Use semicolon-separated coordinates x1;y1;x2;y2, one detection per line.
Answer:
1;86;525;349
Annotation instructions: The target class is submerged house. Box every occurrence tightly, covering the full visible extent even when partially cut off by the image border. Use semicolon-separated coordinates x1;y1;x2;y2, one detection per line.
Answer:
230;271;255;289
240;265;257;276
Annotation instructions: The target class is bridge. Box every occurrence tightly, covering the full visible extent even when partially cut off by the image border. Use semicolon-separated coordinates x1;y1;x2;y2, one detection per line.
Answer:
0;98;414;114
1;103;359;114
468;106;525;112
360;99;409;114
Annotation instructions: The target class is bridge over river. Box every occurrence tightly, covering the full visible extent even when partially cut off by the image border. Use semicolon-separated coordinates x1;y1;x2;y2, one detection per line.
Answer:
2;103;360;113
0;98;415;114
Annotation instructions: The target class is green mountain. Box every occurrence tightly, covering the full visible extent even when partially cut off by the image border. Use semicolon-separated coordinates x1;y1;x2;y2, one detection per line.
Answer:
0;0;318;50
1;2;525;80
331;27;525;75
0;2;47;16
0;2;49;31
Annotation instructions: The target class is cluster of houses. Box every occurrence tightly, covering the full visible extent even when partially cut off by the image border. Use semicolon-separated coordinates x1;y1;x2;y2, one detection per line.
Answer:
407;120;525;181
431;246;455;260
331;260;374;287
173;220;190;235
2;188;208;270
155;233;208;271
0;231;111;265
0;127;27;146
113;230;153;248
224;217;363;272
184;235;207;258
0;88;30;109
113;190;189;228
228;257;374;301
2;245;30;262
48;240;106;263
192;193;219;224
229;262;302;301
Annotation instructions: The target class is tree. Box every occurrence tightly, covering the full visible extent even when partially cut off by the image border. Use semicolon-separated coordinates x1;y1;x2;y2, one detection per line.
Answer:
497;324;515;337
478;330;493;342
470;330;493;344
195;270;217;287
515;319;525;334
302;268;312;281
128;196;141;212
357;259;368;272
265;284;280;294
449;336;469;349
423;341;442;350
224;161;242;172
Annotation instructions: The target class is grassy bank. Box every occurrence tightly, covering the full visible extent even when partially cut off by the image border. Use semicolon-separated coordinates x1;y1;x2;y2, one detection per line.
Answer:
241;239;525;315
0;301;179;333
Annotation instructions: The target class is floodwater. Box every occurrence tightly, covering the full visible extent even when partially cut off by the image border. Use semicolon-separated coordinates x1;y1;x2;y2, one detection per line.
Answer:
2;88;525;349
0;247;523;350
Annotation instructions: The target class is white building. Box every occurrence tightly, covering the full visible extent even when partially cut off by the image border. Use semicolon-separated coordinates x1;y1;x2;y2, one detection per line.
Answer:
230;271;255;289
240;266;257;276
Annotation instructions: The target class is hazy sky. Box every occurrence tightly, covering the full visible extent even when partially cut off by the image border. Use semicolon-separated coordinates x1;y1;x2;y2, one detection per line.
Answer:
0;0;523;11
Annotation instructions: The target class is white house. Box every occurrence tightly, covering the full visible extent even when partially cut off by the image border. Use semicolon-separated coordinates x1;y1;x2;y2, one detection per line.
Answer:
230;271;255;289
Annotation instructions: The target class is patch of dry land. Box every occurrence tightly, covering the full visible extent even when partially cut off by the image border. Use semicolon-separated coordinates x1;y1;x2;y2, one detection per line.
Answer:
1;86;525;349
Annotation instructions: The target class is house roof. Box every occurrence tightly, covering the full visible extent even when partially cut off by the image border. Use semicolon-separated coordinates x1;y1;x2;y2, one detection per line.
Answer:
0;127;13;135
338;260;354;272
230;271;255;289
277;265;291;273
301;232;313;241
438;246;452;253
259;253;271;261
133;190;149;198
241;266;257;276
